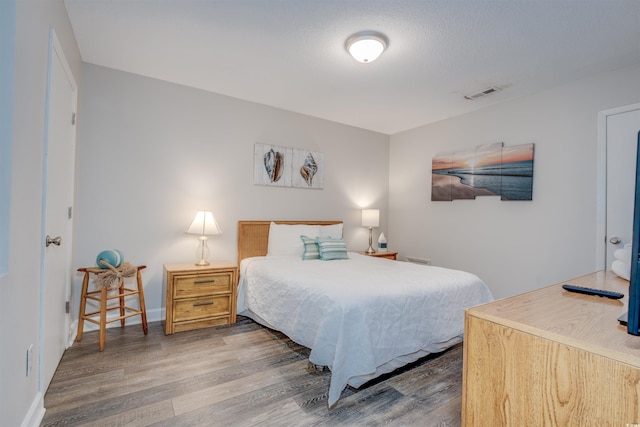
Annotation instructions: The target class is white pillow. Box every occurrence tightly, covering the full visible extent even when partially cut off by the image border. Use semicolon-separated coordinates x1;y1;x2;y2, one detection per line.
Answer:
319;223;343;239
267;222;321;257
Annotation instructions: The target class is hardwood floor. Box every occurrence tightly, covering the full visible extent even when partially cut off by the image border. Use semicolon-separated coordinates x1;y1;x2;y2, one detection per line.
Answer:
41;317;464;426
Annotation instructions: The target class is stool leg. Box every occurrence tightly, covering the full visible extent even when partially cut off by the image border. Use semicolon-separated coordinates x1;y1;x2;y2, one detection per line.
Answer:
99;287;107;352
77;272;89;342
119;279;126;328
137;269;148;335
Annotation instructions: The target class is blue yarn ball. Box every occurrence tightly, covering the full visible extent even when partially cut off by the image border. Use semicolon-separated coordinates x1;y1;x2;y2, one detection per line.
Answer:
96;249;124;269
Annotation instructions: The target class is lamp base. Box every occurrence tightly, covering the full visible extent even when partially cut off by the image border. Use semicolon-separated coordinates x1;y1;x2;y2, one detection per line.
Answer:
365;227;376;254
195;236;210;266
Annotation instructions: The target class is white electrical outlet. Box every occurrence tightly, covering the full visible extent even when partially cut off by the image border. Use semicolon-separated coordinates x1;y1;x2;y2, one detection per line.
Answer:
26;344;33;377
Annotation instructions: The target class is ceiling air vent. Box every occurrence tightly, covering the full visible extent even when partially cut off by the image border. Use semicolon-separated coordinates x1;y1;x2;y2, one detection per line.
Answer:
464;86;501;100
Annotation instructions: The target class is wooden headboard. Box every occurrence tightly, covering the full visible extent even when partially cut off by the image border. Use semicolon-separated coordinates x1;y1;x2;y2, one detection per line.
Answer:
237;220;343;266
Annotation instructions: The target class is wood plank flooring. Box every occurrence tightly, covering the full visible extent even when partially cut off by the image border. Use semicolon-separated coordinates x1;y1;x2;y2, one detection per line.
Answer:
41;317;464;426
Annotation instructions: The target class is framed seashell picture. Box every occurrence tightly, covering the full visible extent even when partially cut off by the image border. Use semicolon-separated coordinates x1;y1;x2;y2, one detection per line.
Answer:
254;143;324;189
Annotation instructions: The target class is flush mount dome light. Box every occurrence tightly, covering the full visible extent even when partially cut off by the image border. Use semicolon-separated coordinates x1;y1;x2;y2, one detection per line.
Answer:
346;31;388;63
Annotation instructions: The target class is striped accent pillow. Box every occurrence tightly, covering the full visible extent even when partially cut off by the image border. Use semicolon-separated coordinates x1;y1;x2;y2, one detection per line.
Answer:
316;236;349;260
300;235;320;260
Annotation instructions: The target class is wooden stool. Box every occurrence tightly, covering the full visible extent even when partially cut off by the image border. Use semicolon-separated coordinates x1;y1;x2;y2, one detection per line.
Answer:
77;265;148;351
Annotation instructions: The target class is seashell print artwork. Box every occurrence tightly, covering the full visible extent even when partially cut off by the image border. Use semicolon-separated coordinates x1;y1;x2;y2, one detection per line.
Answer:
254;143;323;189
263;148;284;183
299;153;317;186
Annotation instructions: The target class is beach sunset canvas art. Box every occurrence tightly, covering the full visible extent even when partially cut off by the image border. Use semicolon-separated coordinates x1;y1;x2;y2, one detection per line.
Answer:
431;151;453;201
431;142;534;201
500;143;534;200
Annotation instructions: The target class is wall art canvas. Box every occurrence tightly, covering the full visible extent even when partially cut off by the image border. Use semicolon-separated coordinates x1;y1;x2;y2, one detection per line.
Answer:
292;149;324;189
254;143;324;189
500;143;534;201
431;151;453;201
431;142;534;201
254;144;292;187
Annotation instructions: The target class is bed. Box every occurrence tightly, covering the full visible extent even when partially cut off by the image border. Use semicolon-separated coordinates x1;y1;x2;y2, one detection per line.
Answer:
236;220;493;407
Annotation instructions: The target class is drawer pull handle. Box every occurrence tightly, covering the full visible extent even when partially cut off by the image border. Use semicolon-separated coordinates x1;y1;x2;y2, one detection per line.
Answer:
194;280;215;284
193;301;214;307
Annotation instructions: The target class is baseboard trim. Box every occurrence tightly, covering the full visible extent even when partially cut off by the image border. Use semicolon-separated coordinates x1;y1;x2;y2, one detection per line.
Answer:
21;391;45;427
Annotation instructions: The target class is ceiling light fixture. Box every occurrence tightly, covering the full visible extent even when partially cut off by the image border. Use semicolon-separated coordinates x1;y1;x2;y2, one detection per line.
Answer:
346;31;388;63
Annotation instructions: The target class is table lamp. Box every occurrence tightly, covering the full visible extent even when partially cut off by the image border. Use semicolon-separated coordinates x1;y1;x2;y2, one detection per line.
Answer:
361;209;379;254
186;210;222;266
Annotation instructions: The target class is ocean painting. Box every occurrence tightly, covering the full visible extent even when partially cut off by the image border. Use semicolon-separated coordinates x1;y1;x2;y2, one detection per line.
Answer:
499;144;534;200
432;142;534;201
431;152;453;201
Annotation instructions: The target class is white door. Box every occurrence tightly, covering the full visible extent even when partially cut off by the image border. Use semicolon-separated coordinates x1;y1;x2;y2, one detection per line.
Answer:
41;31;77;392
605;106;640;271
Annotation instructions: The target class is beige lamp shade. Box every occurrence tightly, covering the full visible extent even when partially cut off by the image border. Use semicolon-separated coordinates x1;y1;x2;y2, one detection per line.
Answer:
186;210;222;236
361;209;380;228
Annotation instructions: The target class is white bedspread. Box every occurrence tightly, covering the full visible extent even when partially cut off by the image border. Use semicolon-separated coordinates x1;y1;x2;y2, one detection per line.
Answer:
237;253;493;406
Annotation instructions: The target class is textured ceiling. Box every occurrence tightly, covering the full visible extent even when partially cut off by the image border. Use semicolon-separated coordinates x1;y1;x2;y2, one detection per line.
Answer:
64;0;640;135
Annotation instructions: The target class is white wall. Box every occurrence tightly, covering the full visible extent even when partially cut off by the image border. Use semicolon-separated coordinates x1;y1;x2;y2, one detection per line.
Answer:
0;0;15;277
0;0;81;425
389;64;640;299
73;64;389;324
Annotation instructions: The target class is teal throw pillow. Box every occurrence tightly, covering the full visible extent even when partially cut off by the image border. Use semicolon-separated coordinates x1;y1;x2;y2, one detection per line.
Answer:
300;235;320;260
316;236;349;260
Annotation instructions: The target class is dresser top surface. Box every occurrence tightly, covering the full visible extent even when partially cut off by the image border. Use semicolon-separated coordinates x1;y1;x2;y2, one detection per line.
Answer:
164;261;237;272
468;271;640;365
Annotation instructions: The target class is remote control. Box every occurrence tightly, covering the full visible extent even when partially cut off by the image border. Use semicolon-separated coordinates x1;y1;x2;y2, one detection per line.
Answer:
562;284;624;300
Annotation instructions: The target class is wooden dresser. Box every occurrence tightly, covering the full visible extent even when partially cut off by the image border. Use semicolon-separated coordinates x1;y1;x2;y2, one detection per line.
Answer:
462;271;640;426
163;261;237;334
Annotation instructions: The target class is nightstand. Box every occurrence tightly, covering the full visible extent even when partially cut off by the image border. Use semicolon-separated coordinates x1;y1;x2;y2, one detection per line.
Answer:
359;251;398;261
163;261;238;335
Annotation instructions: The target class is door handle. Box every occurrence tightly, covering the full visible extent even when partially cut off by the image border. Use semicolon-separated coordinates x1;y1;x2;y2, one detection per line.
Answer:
46;235;62;247
609;236;622;245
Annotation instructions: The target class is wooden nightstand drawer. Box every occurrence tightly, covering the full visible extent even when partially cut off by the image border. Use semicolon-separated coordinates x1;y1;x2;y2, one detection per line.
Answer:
173;317;230;333
173;295;231;322
174;272;232;298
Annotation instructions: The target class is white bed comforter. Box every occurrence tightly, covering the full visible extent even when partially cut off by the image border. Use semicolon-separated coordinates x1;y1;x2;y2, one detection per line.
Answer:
237;253;493;406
